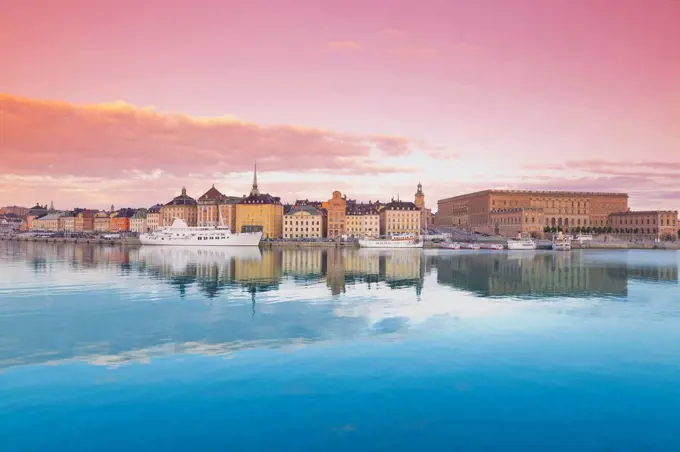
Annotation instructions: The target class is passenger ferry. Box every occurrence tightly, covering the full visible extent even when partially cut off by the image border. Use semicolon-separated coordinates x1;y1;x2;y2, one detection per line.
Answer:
358;233;423;249
507;233;537;250
552;232;572;251
139;218;262;247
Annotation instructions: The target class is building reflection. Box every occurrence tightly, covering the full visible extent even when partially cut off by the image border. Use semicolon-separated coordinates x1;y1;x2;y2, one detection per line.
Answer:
430;251;677;297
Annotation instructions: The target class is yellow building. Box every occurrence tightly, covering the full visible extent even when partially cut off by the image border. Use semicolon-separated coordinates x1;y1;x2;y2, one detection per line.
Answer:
146;204;163;231
59;214;76;232
322;191;347;238
32;212;64;231
380;200;421;236
161;187;198;226
234;164;284;239
93;212;111;232
197;185;239;230
345;204;380;238
283;205;324;239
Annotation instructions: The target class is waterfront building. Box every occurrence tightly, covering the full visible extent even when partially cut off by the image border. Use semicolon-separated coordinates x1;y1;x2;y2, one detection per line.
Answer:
146;204;163;231
1;206;29;218
74;210;95;232
437;190;628;233
130;209;148;233
345;203;380;238
380;199;421;236
161;187;198;227
25;203;48;230
32;212;64;231
608;210;679;241
235;164;284;239
414;182;433;232
197;185;240;230
59;213;76;232
0;213;22;234
489;207;546;237
322;191;347;238
283;205;324;239
93;212;111;232
109;208;135;232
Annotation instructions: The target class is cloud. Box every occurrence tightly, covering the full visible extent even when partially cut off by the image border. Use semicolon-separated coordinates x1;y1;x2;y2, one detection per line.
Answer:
0;93;420;179
327;41;362;51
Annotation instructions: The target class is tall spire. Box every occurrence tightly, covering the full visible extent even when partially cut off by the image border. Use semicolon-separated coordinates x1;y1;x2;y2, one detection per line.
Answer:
251;161;260;196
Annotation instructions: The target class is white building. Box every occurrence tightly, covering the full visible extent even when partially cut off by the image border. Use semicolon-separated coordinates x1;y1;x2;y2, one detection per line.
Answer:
130;209;148;233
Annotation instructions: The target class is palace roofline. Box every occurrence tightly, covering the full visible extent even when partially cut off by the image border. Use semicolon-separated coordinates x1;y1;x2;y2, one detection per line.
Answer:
438;189;629;203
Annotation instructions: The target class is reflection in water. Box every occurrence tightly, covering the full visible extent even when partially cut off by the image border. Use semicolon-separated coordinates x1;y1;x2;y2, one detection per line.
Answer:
2;241;680;451
0;241;678;370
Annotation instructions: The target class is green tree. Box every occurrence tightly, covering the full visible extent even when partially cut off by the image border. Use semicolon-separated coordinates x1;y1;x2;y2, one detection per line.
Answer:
543;225;550;233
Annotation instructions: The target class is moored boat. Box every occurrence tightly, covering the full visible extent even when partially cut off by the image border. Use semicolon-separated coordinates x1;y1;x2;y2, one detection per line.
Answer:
480;243;504;250
358;233;423;248
459;242;481;250
441;242;461;250
552;232;572;251
139;218;262;246
507;233;537;250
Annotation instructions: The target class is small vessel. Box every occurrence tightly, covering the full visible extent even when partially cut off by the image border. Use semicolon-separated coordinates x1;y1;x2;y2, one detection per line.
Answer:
552;232;572;251
459;242;481;250
480;243;504;251
358;233;423;248
507;233;537;250
139;218;262;246
441;242;461;250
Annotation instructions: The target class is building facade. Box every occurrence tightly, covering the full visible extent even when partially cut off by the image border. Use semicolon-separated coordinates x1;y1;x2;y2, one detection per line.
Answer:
32;212;64;231
489;207;545;237
608;210;678;240
59;214;76;232
130;209;148;233
25;203;48;230
93;212;111;232
74;210;95;232
380;200;421;236
146;204;163;231
234;164;284;239
345;204;380;238
437;190;628;233
283;205;324;239
323;191;347;238
161;187;198;226
197;185;239;230
109;209;135;232
414;182;432;232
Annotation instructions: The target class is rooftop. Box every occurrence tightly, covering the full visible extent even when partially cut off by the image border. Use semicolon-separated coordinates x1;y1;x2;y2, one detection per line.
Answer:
285;205;322;216
383;200;419;211
439;189;629;203
166;187;197;206
239;193;281;205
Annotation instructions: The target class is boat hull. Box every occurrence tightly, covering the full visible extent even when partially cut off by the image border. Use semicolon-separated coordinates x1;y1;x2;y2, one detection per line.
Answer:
441;243;461;250
480;244;504;250
460;243;481;250
359;239;423;248
139;232;262;246
507;241;537;250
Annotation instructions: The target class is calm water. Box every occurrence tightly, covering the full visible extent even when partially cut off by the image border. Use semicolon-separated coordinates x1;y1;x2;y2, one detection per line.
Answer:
1;242;679;451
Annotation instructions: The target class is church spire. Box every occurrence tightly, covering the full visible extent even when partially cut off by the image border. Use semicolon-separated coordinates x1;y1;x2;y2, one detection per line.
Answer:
251;161;260;196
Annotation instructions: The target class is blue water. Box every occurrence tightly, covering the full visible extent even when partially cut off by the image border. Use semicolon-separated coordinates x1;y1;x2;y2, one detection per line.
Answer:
1;242;679;451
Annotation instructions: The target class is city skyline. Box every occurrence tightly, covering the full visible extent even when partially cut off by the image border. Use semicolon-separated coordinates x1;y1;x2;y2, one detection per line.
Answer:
1;0;679;210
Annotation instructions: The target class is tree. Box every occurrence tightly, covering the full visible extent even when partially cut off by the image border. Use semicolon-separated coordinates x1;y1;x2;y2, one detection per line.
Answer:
543;225;550;233
606;226;613;233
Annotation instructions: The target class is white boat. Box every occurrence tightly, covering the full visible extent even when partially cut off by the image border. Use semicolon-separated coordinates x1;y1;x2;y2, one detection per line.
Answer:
359;233;423;248
552;233;572;251
480;243;504;250
139;218;262;246
460;242;481;250
507;233;537;250
441;242;461;250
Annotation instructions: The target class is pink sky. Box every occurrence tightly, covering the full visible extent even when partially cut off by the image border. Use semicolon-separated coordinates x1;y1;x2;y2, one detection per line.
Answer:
1;0;679;211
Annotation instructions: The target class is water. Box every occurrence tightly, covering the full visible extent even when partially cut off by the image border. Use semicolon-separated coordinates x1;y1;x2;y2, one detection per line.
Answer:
1;242;679;451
